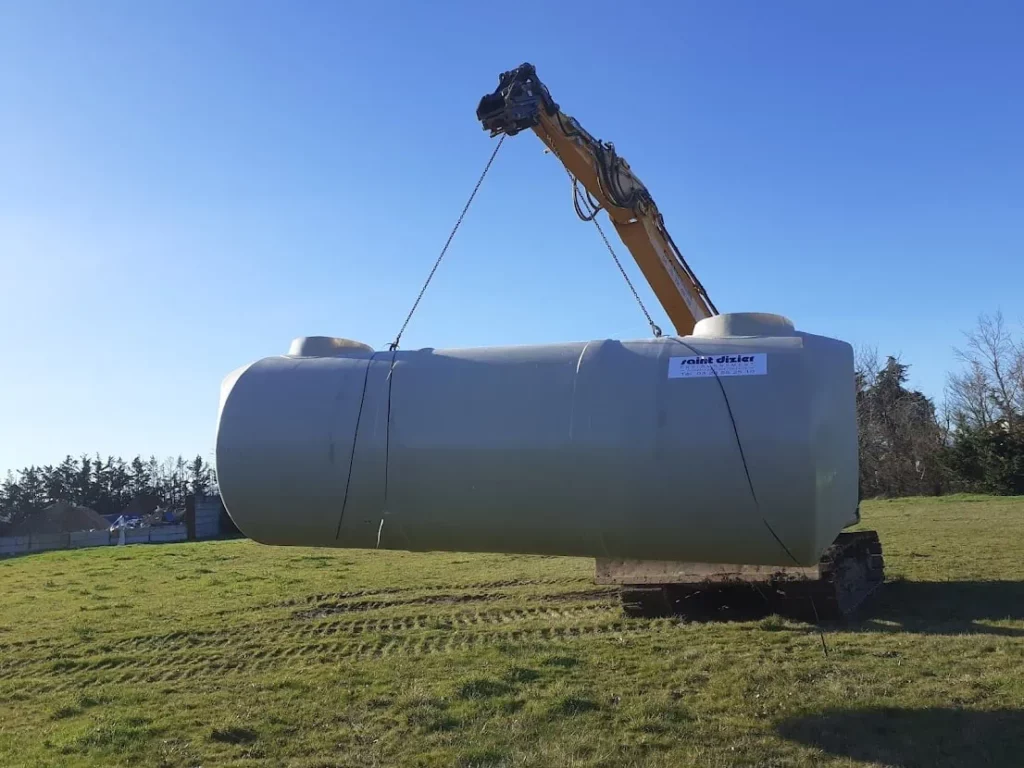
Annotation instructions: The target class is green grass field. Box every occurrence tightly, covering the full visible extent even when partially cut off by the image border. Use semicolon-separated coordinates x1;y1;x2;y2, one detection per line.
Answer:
1;496;1023;767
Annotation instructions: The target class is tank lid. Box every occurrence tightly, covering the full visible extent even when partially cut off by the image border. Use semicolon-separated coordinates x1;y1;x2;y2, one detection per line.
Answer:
287;336;375;357
692;313;795;339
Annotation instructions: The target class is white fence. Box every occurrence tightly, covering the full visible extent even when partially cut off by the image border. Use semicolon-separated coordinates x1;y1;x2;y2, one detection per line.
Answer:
0;537;29;557
0;524;188;557
0;495;225;558
70;530;111;549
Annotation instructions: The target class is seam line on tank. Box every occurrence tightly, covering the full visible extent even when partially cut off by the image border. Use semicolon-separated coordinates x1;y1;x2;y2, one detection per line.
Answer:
379;350;399;533
334;354;375;540
568;341;592;440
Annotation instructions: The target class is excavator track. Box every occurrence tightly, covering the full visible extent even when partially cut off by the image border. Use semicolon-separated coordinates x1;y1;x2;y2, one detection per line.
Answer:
619;531;885;621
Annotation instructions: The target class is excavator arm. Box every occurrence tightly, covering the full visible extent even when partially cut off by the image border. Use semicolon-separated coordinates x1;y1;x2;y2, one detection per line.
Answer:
476;63;717;336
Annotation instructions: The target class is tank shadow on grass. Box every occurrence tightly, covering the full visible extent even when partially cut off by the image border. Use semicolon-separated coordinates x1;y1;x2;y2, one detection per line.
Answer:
665;580;1024;636
775;707;1024;768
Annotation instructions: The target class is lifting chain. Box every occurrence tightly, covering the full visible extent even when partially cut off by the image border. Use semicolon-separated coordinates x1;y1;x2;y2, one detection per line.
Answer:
390;128;663;350
574;184;663;338
389;135;506;351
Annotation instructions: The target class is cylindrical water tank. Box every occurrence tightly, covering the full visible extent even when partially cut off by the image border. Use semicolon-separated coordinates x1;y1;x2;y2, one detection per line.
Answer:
215;315;859;567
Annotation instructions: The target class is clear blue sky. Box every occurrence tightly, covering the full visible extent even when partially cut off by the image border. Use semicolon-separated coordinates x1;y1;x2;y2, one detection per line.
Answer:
2;1;1022;475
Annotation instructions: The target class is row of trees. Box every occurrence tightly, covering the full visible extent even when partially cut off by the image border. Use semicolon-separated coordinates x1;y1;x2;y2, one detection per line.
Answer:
0;454;217;530
857;311;1024;497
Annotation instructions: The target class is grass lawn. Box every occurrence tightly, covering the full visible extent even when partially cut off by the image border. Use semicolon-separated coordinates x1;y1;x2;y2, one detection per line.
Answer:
1;495;1023;767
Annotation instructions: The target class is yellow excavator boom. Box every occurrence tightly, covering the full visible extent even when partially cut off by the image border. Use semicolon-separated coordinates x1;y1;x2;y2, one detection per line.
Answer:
476;63;717;336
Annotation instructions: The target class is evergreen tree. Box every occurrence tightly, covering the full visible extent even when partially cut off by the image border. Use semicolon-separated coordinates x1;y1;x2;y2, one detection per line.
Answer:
190;455;210;495
130;456;150;497
856;355;945;497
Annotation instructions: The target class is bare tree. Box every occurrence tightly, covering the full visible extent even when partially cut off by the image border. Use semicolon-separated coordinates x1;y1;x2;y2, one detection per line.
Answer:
947;311;1024;429
855;344;880;389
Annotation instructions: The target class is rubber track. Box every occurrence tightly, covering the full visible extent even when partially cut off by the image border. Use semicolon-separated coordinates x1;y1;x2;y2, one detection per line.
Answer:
619;531;885;620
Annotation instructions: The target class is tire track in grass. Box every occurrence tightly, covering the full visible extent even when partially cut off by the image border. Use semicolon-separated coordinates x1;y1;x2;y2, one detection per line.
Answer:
0;579;601;663
293;588;617;619
0;602;621;681
0;585;632;693
280;577;594;606
10;617;669;694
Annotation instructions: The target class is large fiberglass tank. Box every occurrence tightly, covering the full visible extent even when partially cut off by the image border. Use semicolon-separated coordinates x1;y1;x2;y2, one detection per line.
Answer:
214;313;859;567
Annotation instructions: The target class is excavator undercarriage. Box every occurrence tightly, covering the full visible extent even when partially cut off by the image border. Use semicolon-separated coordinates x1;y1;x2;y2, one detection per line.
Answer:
598;531;885;620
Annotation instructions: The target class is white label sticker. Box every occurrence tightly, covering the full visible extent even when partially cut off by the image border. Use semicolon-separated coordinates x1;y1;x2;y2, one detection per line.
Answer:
668;353;767;379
